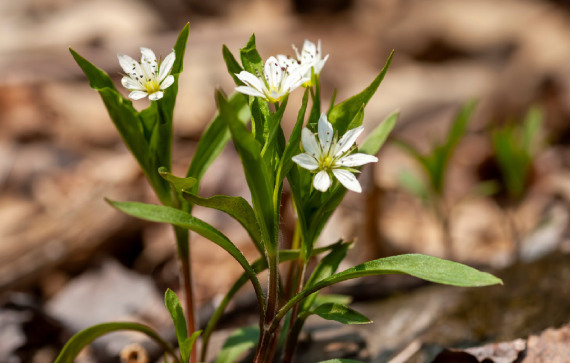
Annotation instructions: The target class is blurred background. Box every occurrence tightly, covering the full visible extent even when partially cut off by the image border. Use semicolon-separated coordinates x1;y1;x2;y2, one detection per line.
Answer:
2;0;570;362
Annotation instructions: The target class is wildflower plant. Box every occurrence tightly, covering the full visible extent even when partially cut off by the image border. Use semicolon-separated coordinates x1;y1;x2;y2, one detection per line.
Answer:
57;25;501;363
395;102;477;259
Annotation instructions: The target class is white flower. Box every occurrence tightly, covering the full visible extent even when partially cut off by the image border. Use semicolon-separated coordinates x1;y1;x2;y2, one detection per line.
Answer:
118;47;175;101
278;39;329;85
292;113;378;193
235;56;310;103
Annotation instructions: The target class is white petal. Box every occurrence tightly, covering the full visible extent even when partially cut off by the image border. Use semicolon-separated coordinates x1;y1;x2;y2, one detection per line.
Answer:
333;169;362;193
140;47;157;63
338;153;378;167
121;76;143;90
236;71;264;91
301;128;321;159
318;113;334;152
292;153;319;170
264;56;282;89
160;75;175;90
235;86;266;99
313;170;332;192
148;91;164;101
314;54;329;74
159;51;175;81
335;126;364;156
118;53;143;79
128;91;148;100
301;40;317;64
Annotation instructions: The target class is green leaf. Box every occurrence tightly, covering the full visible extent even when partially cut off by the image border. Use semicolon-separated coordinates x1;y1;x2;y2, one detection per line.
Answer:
359;110;399;156
278;254;502;321
181;330;202;363
308;67;322;129
159;167;197;192
222;44;244;85
276;89;309;188
182;192;263;254
523;106;542;155
107;200;265;312
313;302;372;325
313;294;353;306
301;241;352;311
216;91;277;254
328;51;394;136
317;360;365;363
55;322;178;363
185;92;250;189
262;95;289;157
165;289;188;362
215;326;259;363
239;34;263;76
347;104;365;130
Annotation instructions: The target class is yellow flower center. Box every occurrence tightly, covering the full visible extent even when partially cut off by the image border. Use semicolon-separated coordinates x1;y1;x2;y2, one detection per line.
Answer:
144;79;161;94
320;155;334;170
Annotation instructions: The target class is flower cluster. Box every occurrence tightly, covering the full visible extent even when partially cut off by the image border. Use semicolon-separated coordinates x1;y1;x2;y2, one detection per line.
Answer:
118;47;175;101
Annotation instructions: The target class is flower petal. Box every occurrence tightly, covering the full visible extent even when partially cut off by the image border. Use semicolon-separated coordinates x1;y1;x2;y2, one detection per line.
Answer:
140;47;157;63
140;47;159;80
301;128;321;159
236;71;265;92
313;170;332;192
121;76;143;90
118;53;143;79
301;39;317;64
128;91;148;100
148;91;164;101
292;153;319;171
338;153;378;167
235;86;266;99
318;113;334;152
159;51;175;81
160;75;175;90
333;169;362;193
314;54;329;74
264;56;282;89
335;126;364;156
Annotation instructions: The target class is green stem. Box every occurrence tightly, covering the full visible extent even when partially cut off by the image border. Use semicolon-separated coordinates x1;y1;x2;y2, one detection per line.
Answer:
282;312;311;363
174;226;197;363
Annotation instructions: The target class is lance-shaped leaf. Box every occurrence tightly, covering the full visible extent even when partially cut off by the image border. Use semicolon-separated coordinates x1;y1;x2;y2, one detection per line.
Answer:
223;44;244;86
261;95;288;157
216;91;277;254
200;245;337;362
165;289;189;362
307;68;321;131
313;294;352;306
276;89;309;188
181;331;202;363
275;254;502;325
328;51;394;136
159;167;197;193
215;326;259;363
185;92;250;191
359;110;399;156
313;302;372;325
55;322;179;363
182;192;263;254
107;200;265;312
